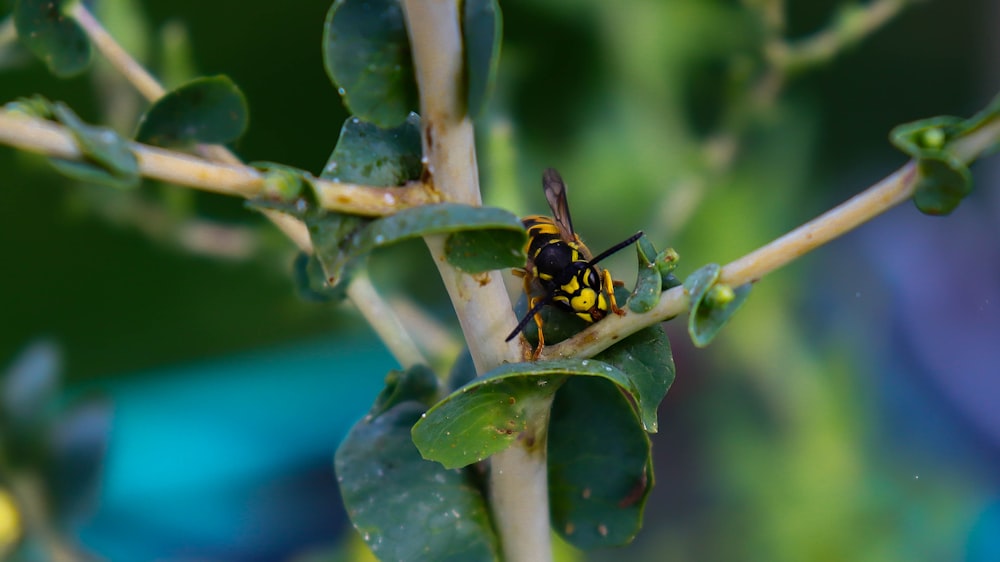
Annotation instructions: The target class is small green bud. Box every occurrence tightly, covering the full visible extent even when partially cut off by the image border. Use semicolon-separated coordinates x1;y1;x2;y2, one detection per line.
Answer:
921;127;946;149
656;248;679;269
262;169;304;200
706;284;736;307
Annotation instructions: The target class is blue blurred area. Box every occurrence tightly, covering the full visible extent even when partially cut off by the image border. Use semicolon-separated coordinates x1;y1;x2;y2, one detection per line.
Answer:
78;336;392;561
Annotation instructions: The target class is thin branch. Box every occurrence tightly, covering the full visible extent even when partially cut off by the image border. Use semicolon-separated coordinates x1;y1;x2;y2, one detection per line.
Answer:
767;0;909;74
541;114;1000;361
71;4;165;102
346;273;425;370
0;111;440;216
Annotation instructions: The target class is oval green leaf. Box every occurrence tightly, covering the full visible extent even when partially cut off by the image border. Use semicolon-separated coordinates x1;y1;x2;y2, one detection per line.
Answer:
323;0;418;127
14;0;92;77
912;156;973;216
462;0;502;118
49;102;139;188
336;402;500;562
371;364;440;416
413;358;655;469
595;325;675;433
549;376;653;549
323;113;422;186
348;203;523;263
628;236;662;313
689;281;752;348
444;227;526;273
135;75;248;147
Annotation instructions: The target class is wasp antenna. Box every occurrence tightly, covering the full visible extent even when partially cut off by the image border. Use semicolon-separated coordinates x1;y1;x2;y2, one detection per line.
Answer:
589;231;644;265
505;296;554;342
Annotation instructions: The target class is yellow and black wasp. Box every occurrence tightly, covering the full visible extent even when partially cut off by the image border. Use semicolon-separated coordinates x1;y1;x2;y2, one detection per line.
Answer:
507;168;643;357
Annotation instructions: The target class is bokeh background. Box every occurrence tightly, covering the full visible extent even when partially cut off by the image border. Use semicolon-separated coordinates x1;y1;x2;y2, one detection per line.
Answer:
1;0;998;560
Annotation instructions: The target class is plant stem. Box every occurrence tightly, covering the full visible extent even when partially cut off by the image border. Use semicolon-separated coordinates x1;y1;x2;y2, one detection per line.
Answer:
767;0;908;74
0;111;438;216
541;108;1000;361
345;272;425;370
400;1;550;560
71;4;165;102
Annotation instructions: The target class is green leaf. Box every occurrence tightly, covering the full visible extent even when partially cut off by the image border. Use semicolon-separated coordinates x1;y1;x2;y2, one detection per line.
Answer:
302;114;425;289
306;212;371;289
890;116;965;159
48;159;140;189
595;325;674;433
49;102;140;188
444;223;526;273
413;358;656;469
462;0;502;118
14;0;92;77
912;155;973;216
324;113;422;186
291;252;352;302
335;402;500;562
549;377;652;549
371;364;440;417
683;263;720;303
135;75;248;147
628;236;663;313
685;264;752;347
323;0;418;127
889;116;976;216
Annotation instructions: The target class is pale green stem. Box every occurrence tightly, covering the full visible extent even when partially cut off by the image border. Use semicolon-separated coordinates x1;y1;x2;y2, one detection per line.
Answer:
400;1;551;561
345;273;425;370
768;0;908;73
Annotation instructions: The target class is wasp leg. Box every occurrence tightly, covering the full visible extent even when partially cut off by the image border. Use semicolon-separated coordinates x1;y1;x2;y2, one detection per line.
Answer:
603;268;627;316
529;296;546;360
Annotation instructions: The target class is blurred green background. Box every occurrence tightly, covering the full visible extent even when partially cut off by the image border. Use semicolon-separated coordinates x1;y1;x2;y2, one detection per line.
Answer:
1;0;999;560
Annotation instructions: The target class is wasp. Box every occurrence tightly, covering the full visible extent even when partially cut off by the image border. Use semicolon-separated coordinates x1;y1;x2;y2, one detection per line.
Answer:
506;168;643;358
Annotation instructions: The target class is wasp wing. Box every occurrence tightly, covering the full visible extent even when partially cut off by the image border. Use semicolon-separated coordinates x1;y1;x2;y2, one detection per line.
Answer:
542;168;592;259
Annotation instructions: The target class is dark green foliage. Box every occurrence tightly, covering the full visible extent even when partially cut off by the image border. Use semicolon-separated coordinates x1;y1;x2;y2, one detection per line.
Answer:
594;325;675;433
14;0;92;77
135;75;248;147
323;0;418;127
47;102;140;189
413;353;671;469
548;376;652;548
627;235;679;313
684;264;751;347
444;221;526;273
324;113;422;187
889;94;1000;215
891;117;971;215
335;366;499;562
371;364;440;416
462;0;502;118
